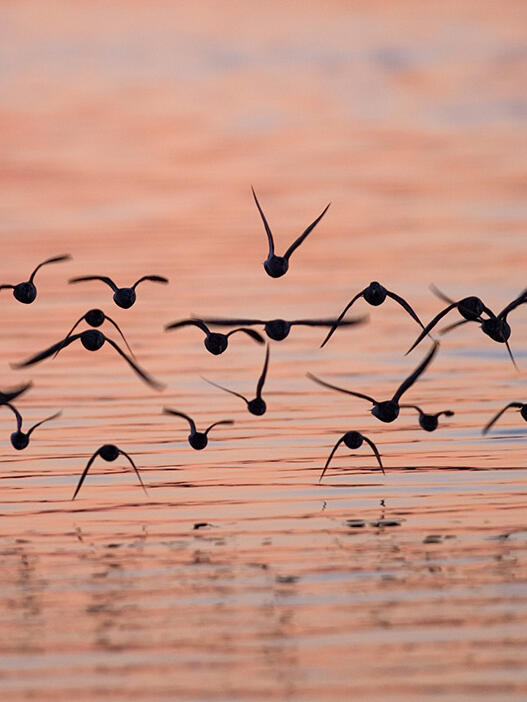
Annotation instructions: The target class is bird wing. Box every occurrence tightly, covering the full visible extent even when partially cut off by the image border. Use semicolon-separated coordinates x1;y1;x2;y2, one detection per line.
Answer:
306;373;376;403
252;186;275;257
320;290;366;348
162;408;196;434
11;334;82;368
284;202;331;261
69;275;118;291
393;342;439;403
105;337;164;390
483;402;524;434
29;255;72;283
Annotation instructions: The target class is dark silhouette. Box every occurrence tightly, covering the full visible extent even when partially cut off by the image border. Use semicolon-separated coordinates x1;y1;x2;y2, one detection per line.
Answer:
320;431;384;482
0;255;71;304
54;308;135;358
203;344;270;415
308;342;439;423
401;405;454;432
69;274;168;309
201;315;366;341
407;285;493;354
163;409;233;449
72;444;146;500
11;329;163;390
6;404;61;450
321;281;424;347
165;319;264;355
483;402;527;434
252;187;330;278
0;383;32;405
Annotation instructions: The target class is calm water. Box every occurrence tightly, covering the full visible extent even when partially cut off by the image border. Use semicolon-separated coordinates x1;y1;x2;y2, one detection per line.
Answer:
1;2;527;700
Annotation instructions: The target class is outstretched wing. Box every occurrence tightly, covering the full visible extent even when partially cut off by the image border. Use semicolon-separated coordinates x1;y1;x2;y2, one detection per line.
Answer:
105;337;164;390
320;290;366;348
11;334;82;368
319;436;345;482
482;402;523;435
292;316;366;328
29;255;72;283
306;372;376;403
27;411;62;438
362;436;385;474
5;403;23;432
393;342;438;403
0;382;32;405
132;275;169;289
256;345;270;398
406;304;456;354
69;275;118;291
204;419;234;435
202;377;249;404
498;289;527;320
252;186;275;257
165;319;210;335
53;315;85;358
119;449;148;495
202;317;265;327
72;449;101;500
284;202;331;261
385;290;425;329
104;315;136;359
163;408;196;434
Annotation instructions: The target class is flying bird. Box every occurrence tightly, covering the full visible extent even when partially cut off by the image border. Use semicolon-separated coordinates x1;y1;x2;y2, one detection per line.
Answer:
320;431;384;482
252;187;330;278
321;281;424;348
203;344;270;415
165;319;264;355
0;383;32;406
163;409;233;449
6;404;61;450
400;405;454;432
0;255;71;304
72;444;146;500
201;315;366;341
308;342;439;423
482;402;527;435
69;274;168;309
54;308;135;358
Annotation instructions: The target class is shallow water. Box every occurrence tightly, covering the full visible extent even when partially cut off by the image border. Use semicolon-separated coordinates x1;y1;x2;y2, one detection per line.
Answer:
1;1;527;700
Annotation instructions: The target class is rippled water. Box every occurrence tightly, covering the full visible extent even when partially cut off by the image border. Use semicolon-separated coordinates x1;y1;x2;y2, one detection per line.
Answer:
1;2;527;700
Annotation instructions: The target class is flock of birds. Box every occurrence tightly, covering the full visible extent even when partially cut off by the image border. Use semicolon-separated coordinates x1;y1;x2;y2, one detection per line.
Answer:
2;190;526;499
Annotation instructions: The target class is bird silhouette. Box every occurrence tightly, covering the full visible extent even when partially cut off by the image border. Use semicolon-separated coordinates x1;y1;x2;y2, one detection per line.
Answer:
320;431;384;482
252;187;330;278
69;274;168;309
0;255;72;304
482;402;527;434
11;329;163;390
407;285;494;354
400;405;454;432
0;383;32;406
54;308;135;358
201;315;366;341
6;404;61;450
72;444;146;500
321;281;425;347
165;319;264;355
308;342;439;423
163;409;233;449
203;344;270;415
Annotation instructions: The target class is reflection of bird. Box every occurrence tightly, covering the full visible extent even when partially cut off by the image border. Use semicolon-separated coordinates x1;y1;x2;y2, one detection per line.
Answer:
321;281;424;347
72;444;146;500
201;315;365;341
203;344;270;416
69;274;168;309
482;402;527;435
163;409;233;450
6;404;61;450
165;319;264;355
54;308;135;358
308;342;439;423
252;187;330;278
400;405;454;432
0;255;71;304
0;383;32;406
320;431;384;482
12;329;163;390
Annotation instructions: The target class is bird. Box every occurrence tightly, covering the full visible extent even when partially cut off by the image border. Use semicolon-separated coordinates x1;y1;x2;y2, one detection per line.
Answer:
163;409;233;449
399;405;454;432
6;404;61;450
0;255;72;304
308;342;439;423
320;431;384;482
200;315;366;341
406;285;494;354
165;319;264;355
0;383;32;406
11;329;163;390
252;187;330;278
482;402;527;434
321;281;425;348
203;344;270;415
69;274;168;309
54;308;135;359
72;444;146;500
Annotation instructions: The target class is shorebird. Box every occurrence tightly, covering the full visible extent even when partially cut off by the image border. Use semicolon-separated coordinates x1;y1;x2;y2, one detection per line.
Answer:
482;402;527;434
6;405;61;450
320;431;384;482
0;255;71;304
165;319;264;355
54;308;135;358
72;444;146;500
69;274;168;309
163;409;233;449
201;315;365;341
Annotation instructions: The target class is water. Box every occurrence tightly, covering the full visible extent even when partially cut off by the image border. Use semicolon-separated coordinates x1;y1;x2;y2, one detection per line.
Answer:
1;2;527;700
